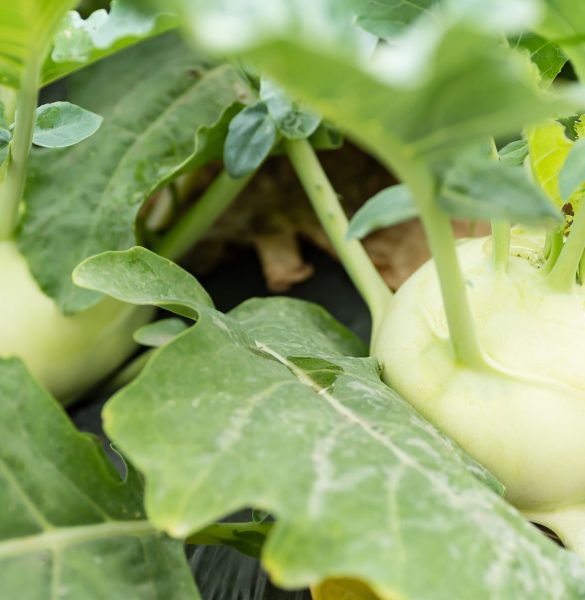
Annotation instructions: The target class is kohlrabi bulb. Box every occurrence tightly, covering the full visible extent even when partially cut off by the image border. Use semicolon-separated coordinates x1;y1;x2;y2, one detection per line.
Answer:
371;233;585;539
0;240;152;403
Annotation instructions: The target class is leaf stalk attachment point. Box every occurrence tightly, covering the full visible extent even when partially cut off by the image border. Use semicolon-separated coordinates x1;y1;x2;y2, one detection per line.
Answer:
491;219;511;273
404;166;488;369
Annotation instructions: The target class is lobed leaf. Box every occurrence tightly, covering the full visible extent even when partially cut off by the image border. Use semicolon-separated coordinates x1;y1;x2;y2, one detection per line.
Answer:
19;33;250;314
0;358;198;599
43;0;179;87
535;0;585;80
75;248;585;600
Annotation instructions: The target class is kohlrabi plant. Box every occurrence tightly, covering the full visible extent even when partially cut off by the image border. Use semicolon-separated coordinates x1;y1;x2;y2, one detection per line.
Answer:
8;1;585;599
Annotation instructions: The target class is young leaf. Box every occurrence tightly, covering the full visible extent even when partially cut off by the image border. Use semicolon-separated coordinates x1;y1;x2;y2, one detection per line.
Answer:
74;247;214;318
260;78;321;140
0;0;76;88
43;0;179;86
32;102;103;148
19;34;249;314
134;318;189;347
498;139;529;166
439;154;561;225
224;102;277;178
559;137;585;201
73;250;585;600
346;184;418;240
0;358;199;600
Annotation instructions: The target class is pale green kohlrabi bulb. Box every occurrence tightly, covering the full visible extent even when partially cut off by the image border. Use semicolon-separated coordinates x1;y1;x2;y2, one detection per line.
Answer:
0;240;152;404
371;232;585;555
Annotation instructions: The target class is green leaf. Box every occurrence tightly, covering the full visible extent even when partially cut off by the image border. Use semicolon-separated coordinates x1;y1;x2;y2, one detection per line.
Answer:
514;33;567;84
74;250;585;600
346;184;418;240
0;129;12;167
439;153;561;225
134;318;189;347
32;101;103;148
535;0;585;80
348;0;436;38
175;1;577;170
559;137;585;200
18;33;249;314
74;247;214;319
224;102;277;178
498;139;529;166
260;78;321;140
0;0;76;88
0;357;199;599
43;0;179;87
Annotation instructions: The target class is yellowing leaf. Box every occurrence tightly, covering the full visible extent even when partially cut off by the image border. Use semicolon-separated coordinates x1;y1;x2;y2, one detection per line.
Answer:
528;120;582;217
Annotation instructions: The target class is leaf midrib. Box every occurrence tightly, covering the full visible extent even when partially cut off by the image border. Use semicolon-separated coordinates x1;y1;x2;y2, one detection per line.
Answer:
0;519;155;559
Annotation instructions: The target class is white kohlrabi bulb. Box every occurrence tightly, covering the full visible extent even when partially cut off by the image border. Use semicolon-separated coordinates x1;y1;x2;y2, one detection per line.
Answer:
372;233;585;549
0;240;152;403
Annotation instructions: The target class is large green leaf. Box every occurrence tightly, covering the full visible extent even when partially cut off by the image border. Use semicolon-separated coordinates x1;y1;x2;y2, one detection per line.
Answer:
0;357;198;599
172;0;576;177
0;0;76;88
348;0;436;38
18;33;250;314
535;0;585;81
42;0;179;87
73;248;585;600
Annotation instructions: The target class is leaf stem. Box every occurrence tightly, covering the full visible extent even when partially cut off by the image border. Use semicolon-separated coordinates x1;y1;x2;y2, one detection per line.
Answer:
541;231;563;274
491;220;511;273
547;207;585;291
155;169;253;261
406;167;487;369
284;138;392;327
0;58;41;240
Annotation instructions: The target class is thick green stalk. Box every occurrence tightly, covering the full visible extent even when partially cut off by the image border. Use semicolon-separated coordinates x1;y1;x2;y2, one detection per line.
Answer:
0;59;41;240
155;169;252;261
547;208;585;292
284;138;392;327
541;230;563;274
491;219;511;273
406;167;487;369
185;521;272;547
